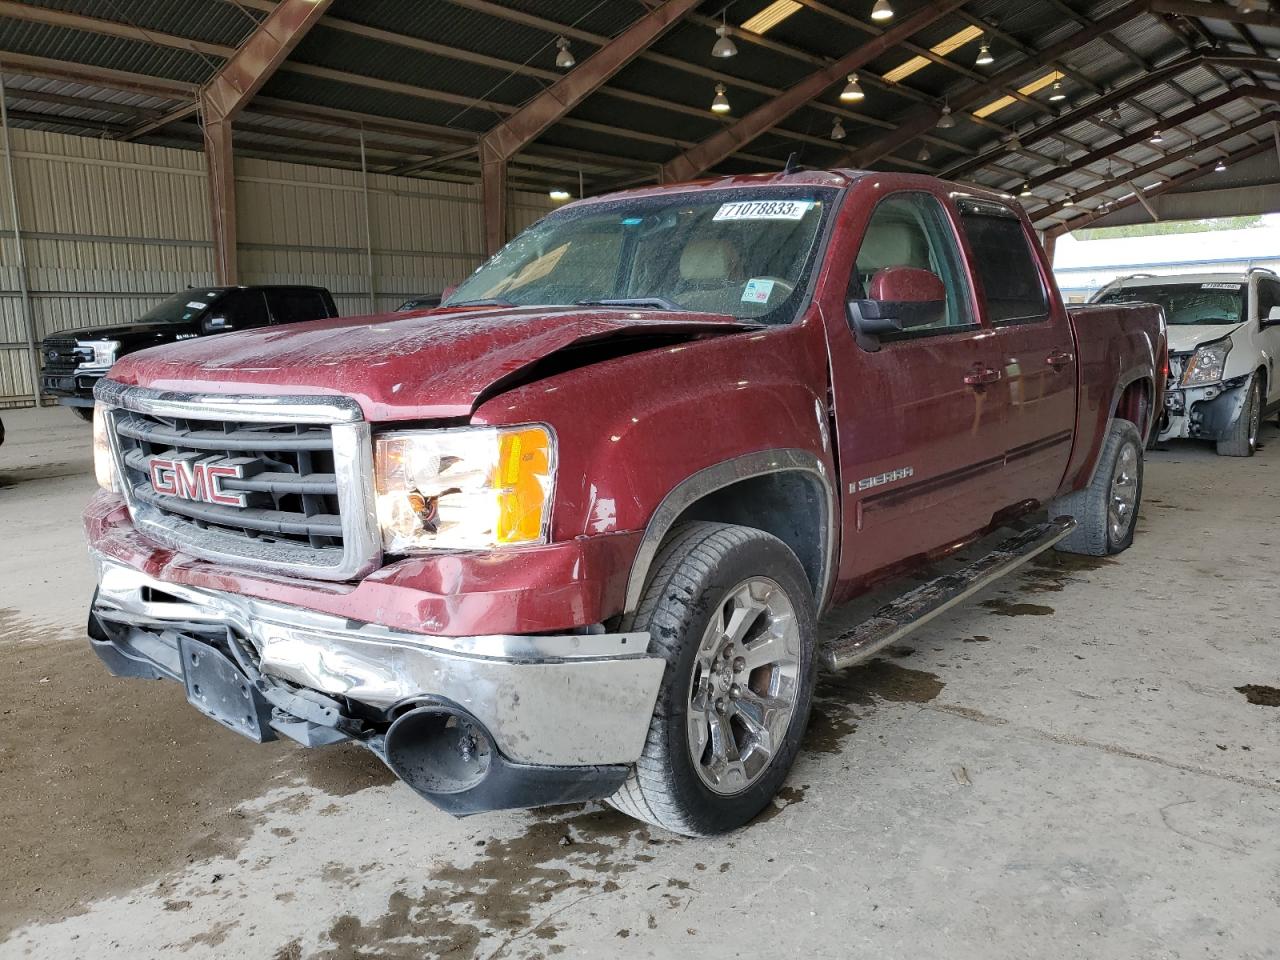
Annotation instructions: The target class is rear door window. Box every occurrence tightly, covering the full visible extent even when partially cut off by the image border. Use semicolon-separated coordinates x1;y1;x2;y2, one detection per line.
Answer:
266;289;331;324
958;202;1049;324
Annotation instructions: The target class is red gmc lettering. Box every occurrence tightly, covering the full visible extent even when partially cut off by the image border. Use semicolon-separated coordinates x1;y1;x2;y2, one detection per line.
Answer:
149;458;245;507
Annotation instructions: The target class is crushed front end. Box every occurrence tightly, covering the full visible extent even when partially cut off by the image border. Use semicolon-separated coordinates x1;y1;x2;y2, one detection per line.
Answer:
84;380;663;815
1158;346;1252;443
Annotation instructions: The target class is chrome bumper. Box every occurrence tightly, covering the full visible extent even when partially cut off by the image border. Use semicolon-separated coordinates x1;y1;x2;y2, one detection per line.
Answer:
90;554;664;766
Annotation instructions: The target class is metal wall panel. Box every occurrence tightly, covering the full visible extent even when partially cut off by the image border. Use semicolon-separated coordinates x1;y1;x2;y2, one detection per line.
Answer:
0;127;554;406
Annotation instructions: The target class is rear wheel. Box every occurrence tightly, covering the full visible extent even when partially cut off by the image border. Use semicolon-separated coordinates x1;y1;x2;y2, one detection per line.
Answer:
609;522;817;836
71;406;94;423
1216;378;1262;457
1052;419;1143;556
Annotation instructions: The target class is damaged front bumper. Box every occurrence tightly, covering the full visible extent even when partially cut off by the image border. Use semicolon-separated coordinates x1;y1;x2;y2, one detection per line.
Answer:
87;553;663;815
1158;374;1251;442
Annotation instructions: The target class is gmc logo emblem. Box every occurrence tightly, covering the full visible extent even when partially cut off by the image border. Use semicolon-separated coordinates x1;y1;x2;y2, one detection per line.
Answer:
150;455;248;508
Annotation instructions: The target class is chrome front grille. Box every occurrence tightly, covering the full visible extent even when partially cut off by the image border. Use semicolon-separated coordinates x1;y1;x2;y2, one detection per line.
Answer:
41;335;83;376
96;380;380;581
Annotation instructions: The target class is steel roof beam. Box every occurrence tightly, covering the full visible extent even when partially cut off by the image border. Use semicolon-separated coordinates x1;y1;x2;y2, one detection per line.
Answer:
1045;133;1275;236
1149;0;1280;29
658;0;966;183
474;0;700;253
845;2;1147;168
1026;110;1277;220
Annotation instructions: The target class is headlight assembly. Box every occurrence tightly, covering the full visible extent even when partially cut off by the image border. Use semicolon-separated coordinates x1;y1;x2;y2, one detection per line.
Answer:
1182;336;1231;386
93;405;118;492
374;425;555;553
77;339;120;370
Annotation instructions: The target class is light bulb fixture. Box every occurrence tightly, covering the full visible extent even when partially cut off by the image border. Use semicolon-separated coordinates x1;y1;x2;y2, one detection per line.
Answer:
1049;79;1066;101
840;74;865;102
917;145;930;162
830;118;847;140
870;0;894;21
1214;157;1227;172
711;82;731;114
555;37;575;69
976;41;994;66
1237;0;1267;12
549;188;572;201
712;17;738;58
1149;129;1163;143
936;104;955;129
1109;106;1122;124
1019;182;1033;198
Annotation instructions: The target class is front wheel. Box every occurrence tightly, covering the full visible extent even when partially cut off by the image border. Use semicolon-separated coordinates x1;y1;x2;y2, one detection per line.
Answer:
71;405;94;423
1216;378;1262;457
609;522;817;836
1052;419;1144;556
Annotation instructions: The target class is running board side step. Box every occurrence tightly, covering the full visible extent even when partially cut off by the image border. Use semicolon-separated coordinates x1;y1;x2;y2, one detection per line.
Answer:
820;517;1077;671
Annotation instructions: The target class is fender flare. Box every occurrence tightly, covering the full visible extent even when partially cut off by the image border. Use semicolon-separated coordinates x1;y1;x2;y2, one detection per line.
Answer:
622;448;837;615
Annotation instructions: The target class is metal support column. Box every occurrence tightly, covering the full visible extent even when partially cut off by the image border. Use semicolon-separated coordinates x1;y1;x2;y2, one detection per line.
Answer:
0;67;40;407
481;151;507;256
360;124;375;312
203;115;237;285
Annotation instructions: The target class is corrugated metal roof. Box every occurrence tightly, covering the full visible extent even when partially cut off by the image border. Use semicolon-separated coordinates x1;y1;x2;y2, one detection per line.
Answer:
0;0;1273;209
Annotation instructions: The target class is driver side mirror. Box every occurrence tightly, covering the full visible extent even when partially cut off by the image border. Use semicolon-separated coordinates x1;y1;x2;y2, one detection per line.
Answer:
1265;305;1280;327
847;266;947;351
201;315;234;335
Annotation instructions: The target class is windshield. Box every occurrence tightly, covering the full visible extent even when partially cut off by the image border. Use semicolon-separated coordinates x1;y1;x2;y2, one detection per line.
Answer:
139;289;224;324
444;187;837;323
1097;282;1244;326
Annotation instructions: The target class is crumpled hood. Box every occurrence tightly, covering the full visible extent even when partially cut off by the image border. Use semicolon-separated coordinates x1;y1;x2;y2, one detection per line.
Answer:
106;305;751;420
1167;322;1240;355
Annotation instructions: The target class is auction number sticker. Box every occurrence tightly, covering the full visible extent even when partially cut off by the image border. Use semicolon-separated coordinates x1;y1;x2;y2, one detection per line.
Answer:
713;199;813;221
1201;283;1241;290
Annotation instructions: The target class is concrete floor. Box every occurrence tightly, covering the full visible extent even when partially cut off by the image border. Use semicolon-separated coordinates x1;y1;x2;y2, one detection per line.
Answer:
1;403;1278;960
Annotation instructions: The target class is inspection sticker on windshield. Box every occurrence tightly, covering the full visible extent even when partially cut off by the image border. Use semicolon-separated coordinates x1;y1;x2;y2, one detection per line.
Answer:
742;278;776;304
1201;283;1240;290
714;199;812;221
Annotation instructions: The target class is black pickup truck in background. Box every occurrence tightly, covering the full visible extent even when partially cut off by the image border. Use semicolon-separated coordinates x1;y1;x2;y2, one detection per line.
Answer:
40;285;339;420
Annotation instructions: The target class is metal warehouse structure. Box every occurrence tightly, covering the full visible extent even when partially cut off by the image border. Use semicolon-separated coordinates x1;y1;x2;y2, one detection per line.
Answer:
0;0;1278;405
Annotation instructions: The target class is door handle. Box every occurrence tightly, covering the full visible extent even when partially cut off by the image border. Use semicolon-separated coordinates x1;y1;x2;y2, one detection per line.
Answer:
1046;350;1074;369
964;367;1002;386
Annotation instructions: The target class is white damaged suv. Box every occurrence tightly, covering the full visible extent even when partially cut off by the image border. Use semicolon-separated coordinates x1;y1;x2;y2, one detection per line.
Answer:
1092;269;1280;456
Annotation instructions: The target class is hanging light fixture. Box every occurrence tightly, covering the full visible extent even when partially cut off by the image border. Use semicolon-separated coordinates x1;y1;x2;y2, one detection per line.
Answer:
711;14;738;58
936;103;955;129
870;0;894;22
1049;79;1066;101
555;37;575;69
1019;182;1033;198
1149;129;1163;143
975;39;994;66
549;187;572;201
830;118;847;140
1237;0;1267;12
711;83;731;114
1109;106;1122;124
1214;157;1227;172
917;145;930;162
840;74;865;102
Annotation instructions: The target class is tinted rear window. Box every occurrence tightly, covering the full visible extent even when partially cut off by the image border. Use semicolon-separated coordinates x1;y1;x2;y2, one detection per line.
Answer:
960;211;1048;323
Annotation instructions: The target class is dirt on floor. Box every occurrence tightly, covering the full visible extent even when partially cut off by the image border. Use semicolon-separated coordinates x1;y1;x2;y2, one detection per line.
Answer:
0;606;394;936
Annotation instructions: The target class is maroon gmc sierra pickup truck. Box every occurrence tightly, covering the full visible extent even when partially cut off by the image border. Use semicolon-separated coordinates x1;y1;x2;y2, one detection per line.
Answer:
84;170;1165;836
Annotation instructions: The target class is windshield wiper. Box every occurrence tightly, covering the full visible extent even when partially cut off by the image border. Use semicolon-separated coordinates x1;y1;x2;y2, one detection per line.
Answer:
447;297;516;307
576;297;685;311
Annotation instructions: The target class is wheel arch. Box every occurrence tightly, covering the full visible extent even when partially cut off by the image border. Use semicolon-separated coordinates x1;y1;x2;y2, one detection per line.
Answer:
622;450;836;616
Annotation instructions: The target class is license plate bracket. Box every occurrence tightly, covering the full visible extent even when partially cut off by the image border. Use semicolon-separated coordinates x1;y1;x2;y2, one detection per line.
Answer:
177;634;277;742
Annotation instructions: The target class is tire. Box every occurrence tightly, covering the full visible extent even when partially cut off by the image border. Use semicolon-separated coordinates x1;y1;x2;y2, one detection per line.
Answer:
608;521;817;837
1216;377;1262;457
1051;419;1143;556
71;405;94;423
